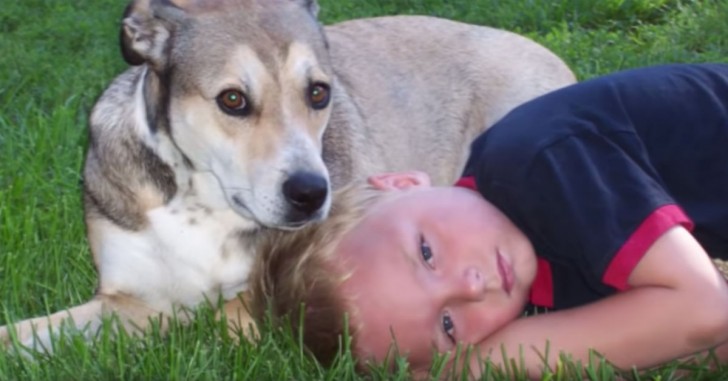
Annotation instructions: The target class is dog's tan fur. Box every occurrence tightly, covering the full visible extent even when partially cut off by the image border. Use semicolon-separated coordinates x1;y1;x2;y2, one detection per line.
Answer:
0;0;575;350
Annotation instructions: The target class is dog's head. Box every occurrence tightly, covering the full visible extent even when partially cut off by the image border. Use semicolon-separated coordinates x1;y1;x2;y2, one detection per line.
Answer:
121;0;333;229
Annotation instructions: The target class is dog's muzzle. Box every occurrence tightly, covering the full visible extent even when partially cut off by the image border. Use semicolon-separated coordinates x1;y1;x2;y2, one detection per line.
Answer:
282;171;329;224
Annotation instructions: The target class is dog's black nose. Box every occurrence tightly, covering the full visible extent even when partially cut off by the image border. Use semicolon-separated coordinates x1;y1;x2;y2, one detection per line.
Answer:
282;172;328;217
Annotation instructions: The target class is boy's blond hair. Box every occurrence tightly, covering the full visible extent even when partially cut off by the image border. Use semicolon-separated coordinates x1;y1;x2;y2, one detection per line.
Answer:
250;181;385;366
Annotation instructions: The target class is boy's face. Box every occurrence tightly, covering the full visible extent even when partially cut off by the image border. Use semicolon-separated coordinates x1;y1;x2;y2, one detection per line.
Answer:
335;172;537;369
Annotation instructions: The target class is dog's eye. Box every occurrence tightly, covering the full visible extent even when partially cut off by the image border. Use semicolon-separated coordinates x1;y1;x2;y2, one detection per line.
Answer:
308;83;331;110
217;89;251;117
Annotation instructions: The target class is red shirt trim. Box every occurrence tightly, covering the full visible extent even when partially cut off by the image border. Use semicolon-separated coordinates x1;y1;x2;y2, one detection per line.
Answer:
602;204;694;291
455;176;476;191
529;258;554;308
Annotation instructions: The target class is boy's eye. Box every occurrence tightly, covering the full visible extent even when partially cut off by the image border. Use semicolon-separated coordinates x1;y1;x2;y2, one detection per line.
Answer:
443;312;456;344
420;235;434;266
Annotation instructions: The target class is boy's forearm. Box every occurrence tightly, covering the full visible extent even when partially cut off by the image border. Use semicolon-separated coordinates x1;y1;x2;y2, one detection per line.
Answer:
468;286;728;378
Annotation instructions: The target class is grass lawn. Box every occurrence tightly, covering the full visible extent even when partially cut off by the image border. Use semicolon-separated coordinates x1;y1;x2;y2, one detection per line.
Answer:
1;0;727;379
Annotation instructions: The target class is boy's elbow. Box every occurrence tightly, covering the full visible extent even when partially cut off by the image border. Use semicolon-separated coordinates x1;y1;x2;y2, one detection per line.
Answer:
685;281;728;349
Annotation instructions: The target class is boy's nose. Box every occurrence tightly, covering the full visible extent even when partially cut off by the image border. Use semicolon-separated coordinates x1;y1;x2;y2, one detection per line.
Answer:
457;266;487;300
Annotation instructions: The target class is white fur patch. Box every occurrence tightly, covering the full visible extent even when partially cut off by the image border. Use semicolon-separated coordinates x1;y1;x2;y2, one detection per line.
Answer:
95;172;257;312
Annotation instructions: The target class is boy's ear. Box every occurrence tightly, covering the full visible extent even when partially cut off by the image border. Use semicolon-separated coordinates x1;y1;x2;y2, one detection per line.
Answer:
367;171;431;191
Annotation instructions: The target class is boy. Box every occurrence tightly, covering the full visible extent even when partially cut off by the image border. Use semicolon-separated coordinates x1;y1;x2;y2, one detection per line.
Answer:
251;64;728;378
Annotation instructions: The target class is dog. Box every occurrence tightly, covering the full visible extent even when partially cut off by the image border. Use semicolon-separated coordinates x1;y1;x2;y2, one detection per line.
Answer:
0;0;575;351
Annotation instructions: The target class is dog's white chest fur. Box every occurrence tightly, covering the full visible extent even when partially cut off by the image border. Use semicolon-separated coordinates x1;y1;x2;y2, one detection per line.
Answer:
95;173;257;312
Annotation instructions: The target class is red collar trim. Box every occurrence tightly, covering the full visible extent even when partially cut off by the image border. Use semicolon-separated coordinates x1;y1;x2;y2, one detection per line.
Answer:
529;258;554;308
455;176;477;190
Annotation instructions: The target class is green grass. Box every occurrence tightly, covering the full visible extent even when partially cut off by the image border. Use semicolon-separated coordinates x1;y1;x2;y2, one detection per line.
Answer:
1;0;727;379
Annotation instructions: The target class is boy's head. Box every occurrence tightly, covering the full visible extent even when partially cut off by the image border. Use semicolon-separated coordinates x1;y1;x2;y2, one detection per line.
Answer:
252;171;537;371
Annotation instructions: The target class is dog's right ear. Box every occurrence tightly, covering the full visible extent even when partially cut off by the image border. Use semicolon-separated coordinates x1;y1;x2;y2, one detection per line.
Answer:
304;0;319;18
119;0;186;70
290;0;319;18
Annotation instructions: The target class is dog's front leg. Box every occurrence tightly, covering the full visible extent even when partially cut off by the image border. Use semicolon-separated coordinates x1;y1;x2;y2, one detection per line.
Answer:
0;293;161;353
218;291;258;341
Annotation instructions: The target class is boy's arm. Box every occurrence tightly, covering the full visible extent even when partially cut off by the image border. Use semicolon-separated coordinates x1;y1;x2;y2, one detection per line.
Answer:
468;226;728;378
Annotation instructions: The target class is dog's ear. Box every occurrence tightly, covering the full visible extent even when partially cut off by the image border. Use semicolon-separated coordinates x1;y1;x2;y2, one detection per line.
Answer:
119;0;187;69
292;0;319;18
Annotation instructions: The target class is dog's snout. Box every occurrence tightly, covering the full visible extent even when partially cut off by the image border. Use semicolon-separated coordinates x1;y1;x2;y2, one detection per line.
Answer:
282;172;329;217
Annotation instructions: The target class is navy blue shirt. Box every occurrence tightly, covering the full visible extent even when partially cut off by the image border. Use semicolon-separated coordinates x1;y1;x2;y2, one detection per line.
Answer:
459;64;728;310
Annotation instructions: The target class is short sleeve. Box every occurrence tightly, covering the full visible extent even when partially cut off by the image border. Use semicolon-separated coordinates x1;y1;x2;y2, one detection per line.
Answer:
474;129;692;293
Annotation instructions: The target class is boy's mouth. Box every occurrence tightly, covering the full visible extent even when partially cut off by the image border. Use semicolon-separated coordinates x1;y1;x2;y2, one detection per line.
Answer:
497;250;514;295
